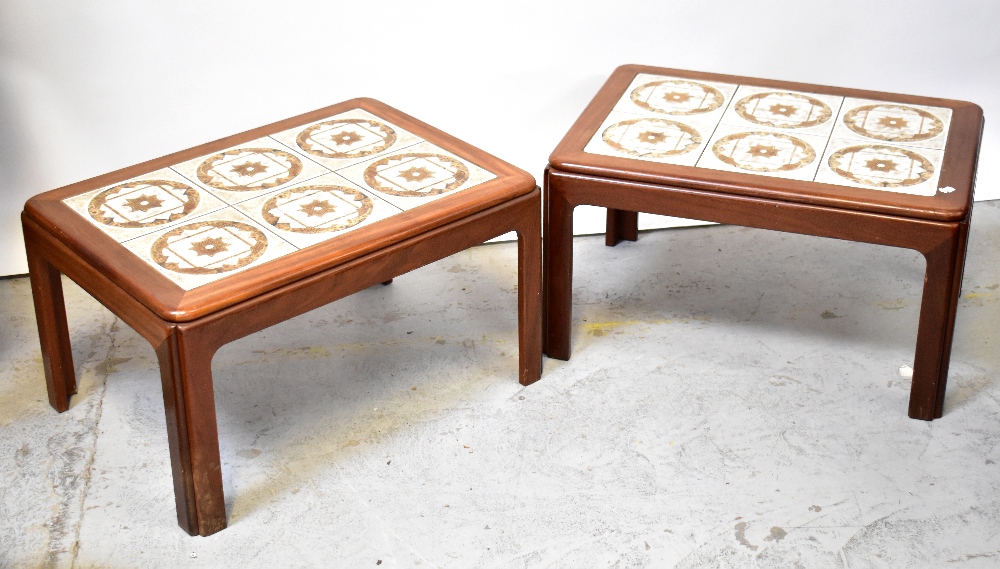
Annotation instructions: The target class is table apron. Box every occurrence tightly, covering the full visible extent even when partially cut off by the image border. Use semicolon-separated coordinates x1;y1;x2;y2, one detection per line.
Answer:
547;169;964;255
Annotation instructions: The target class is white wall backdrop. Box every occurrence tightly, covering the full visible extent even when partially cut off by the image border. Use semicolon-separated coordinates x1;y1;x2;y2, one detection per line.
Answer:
1;0;997;276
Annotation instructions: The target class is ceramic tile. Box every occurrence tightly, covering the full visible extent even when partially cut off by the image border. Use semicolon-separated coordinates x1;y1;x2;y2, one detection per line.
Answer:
583;110;715;167
170;137;331;205
814;138;945;197
119;207;297;290
62;168;228;243
612;73;738;126
270;108;422;171
831;98;952;150
695;123;827;181
718;85;843;137
232;173;403;249
336;141;497;212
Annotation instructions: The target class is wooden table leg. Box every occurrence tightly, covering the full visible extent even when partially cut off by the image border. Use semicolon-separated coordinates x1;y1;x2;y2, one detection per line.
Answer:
909;221;969;420
517;199;543;386
606;209;638;247
25;240;77;412
543;171;575;360
155;328;227;536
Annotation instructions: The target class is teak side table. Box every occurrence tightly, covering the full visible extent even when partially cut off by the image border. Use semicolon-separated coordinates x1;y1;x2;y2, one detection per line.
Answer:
545;65;983;421
23;98;542;536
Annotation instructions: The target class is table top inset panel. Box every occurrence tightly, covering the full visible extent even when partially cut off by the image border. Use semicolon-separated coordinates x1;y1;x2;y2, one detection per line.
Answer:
26;98;533;320
553;65;982;221
586;72;953;197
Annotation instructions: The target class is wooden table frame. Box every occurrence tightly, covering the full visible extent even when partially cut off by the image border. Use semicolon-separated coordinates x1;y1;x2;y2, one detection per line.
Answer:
545;65;983;422
23;99;542;536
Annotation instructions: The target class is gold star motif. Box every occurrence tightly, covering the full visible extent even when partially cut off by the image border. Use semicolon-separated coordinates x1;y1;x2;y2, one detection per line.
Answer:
663;91;692;104
398;166;435;183
637;131;667;144
769;104;797;117
189;236;229;257
748;144;779;157
332;130;362;146
300;199;337;217
877;116;908;129
124;193;164;212
865;158;898;173
231;161;269;177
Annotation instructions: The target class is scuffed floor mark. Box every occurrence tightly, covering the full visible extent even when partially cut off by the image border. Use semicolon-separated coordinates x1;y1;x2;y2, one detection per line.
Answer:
821;310;842;319
735;521;758;551
764;526;787;542
42;317;119;569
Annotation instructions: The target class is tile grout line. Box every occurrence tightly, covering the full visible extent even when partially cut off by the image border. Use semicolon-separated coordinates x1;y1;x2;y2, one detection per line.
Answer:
67;316;119;569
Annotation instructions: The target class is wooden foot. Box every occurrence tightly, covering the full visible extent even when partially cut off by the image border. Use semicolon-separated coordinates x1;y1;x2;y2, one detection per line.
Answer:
381;279;393;285
605;209;638;246
156;329;227;536
25;240;77;412
909;221;969;420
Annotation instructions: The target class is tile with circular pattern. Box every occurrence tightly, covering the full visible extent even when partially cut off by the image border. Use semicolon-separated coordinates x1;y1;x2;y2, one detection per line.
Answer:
120;206;297;290
270;108;422;172
62;168;228;243
171;137;332;205
336;141;497;212
231;173;403;249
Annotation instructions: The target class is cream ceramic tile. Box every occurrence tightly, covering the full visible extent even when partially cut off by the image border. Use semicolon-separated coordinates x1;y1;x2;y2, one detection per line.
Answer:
612;73;738;126
270;108;422;171
718;85;843;137
232;173;403;249
831;98;952;151
170;137;331;205
814;138;945;197
62;168;229;243
695;124;827;181
120;207;297;290
583;110;715;167
336;141;497;211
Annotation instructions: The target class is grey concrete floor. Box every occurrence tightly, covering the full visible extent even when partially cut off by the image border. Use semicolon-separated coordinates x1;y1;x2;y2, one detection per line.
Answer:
2;202;1000;568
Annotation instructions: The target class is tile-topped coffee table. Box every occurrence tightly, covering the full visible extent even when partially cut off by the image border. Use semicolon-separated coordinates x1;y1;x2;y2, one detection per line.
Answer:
546;65;983;421
23;98;541;535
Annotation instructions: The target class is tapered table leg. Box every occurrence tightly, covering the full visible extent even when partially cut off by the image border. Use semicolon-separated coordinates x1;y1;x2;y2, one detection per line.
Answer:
909;222;969;420
156;329;227;536
25;240;77;412
517;200;543;386
543;173;575;360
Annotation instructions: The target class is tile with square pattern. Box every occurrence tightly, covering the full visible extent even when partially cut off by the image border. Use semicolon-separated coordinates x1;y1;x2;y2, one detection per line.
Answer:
583;110;714;167
337;141;497;212
119;207;297;290
831;98;952;151
62;168;228;243
232;172;403;249
270;108;422;172
718;85;843;138
696;123;828;181
171;137;331;205
815;138;945;197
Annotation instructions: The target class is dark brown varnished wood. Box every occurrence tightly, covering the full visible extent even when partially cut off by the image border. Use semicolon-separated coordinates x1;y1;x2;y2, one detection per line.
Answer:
23;100;542;536
544;65;982;422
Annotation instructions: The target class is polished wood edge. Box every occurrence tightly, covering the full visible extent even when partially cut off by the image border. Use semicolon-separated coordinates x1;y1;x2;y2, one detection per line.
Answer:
547;168;961;252
34;97;532;201
22;98;536;321
549;64;982;222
